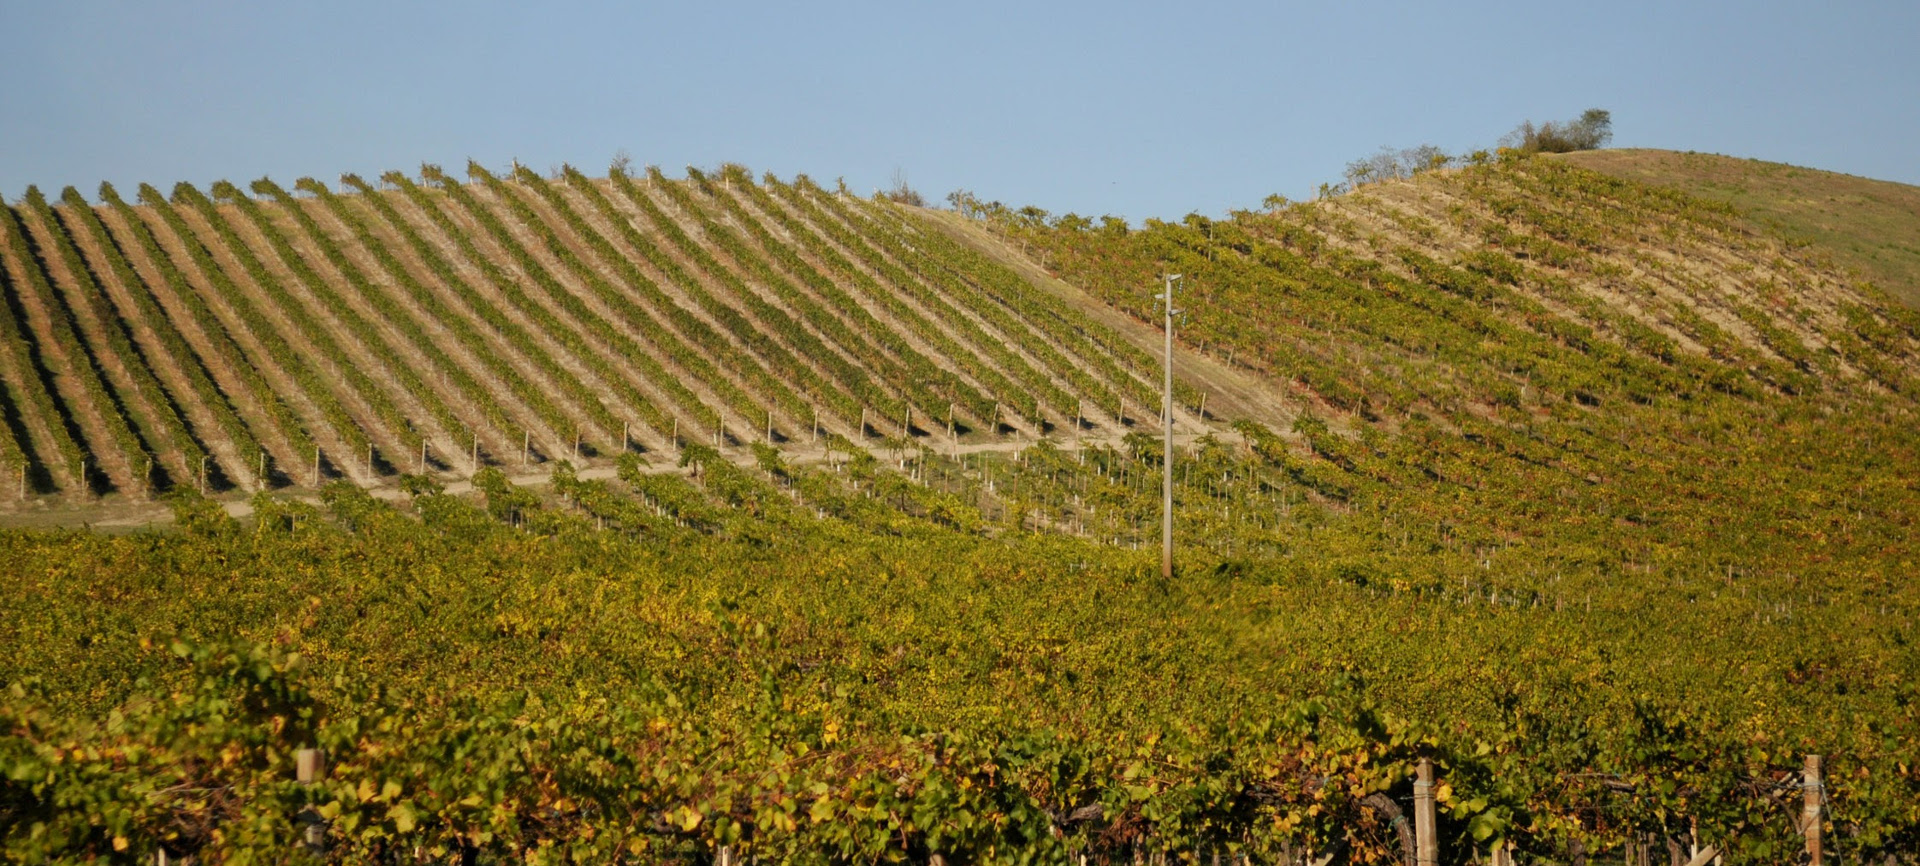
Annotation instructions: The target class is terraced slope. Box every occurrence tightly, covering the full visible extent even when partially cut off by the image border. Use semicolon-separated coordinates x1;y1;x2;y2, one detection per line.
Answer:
0;164;1188;505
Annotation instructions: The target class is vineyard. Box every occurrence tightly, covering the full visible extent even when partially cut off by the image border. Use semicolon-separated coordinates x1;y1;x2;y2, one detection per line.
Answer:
2;151;1919;864
0;163;1181;506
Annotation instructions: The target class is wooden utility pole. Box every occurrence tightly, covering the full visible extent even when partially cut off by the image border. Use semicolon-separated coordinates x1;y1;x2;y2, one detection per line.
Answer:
1159;273;1181;582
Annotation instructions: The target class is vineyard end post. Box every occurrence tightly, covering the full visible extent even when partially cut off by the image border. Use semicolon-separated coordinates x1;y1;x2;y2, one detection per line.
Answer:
1414;757;1439;866
296;747;326;852
1803;753;1823;866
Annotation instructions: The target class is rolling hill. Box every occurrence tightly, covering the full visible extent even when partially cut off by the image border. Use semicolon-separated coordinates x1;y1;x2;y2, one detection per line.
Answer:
2;149;1917;863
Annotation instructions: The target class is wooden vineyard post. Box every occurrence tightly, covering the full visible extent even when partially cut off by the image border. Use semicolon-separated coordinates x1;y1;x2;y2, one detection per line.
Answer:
18;464;25;499
145;457;154;496
811;408;819;445
471;435;479;473
1414;758;1438;866
522;431;530;467
573;433;581;462
860;407;868;439
314;449;322;487
672;417;680;450
623;422;629;454
295;747;326;853
1803;754;1824;866
199;456;209;494
367;443;374;477
1198;392;1208;422
767;411;774;444
994;402;1002;435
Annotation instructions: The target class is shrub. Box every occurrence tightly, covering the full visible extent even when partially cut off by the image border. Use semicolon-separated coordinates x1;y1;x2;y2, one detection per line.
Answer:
1503;108;1613;154
1343;144;1455;187
884;167;925;206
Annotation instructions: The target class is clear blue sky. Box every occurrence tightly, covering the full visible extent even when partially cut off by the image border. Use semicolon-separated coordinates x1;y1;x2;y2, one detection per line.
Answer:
3;1;1915;221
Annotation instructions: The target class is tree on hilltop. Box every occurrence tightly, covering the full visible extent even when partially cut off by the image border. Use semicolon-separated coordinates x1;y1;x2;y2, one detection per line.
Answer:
1503;108;1613;154
1342;143;1455;189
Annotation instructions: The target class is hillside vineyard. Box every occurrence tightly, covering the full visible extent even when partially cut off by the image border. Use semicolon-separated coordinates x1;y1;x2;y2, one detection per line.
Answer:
2;153;1918;863
0;164;1172;498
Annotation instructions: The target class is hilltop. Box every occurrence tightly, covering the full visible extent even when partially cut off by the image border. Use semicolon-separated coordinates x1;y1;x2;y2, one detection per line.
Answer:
1559;148;1920;308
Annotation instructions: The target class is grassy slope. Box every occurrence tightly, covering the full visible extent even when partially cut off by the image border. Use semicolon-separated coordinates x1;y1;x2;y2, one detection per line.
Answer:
1558;148;1920;308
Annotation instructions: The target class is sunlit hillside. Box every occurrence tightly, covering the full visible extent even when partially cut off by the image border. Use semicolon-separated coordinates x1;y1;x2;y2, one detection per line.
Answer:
3;151;1917;864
